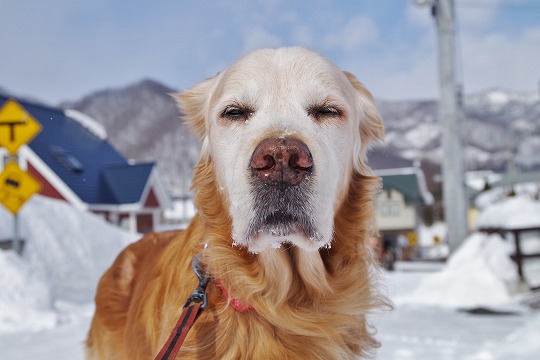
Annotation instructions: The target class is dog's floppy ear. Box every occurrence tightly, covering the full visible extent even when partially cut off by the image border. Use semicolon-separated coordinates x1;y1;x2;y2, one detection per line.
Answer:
343;71;384;172
173;76;217;141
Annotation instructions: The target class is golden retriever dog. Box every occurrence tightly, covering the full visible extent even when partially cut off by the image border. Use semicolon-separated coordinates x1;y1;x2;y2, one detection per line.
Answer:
87;47;387;359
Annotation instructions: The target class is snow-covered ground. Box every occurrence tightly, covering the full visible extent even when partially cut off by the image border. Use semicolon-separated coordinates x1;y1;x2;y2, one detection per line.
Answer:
1;193;539;359
376;270;540;360
0;196;137;334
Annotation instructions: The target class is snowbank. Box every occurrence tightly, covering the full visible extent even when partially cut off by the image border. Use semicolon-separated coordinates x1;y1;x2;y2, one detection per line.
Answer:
394;232;520;308
0;195;138;332
0;250;55;332
476;196;540;229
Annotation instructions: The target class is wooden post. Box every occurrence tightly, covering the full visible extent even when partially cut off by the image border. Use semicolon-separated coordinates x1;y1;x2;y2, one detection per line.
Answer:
512;229;524;281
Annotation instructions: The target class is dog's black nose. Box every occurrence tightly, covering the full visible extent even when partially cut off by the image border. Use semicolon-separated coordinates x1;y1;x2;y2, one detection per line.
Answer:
250;137;313;188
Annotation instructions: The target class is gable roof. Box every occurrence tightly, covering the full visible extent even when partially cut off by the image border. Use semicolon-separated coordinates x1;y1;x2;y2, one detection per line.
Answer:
102;163;154;204
375;168;434;206
380;173;422;204
0;95;155;205
370;147;434;205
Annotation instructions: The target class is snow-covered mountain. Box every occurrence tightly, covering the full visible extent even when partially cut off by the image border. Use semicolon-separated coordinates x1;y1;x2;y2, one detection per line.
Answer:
64;81;540;196
63;79;200;198
379;88;540;172
5;79;536;197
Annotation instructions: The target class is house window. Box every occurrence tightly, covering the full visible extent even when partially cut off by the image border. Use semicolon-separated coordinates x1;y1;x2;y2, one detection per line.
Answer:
379;201;401;217
49;146;84;173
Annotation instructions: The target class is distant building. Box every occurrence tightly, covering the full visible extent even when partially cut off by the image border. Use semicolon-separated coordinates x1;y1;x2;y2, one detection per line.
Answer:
370;148;434;260
375;171;433;231
0;95;170;233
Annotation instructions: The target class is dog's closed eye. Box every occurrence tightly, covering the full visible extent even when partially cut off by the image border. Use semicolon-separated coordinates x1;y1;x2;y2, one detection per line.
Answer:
307;104;344;121
221;105;254;121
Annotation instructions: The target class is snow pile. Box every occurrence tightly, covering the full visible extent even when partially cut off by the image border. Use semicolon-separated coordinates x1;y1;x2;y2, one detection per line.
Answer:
0;251;56;332
0;195;138;332
475;183;540;212
474;194;540;287
476;196;540;229
395;232;519;308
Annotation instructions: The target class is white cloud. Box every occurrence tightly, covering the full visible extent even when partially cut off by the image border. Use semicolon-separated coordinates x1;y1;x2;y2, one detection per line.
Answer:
372;55;439;101
255;0;285;9
407;2;434;28
456;0;501;32
348;41;439;102
1;0;538;104
460;26;540;93
408;0;502;33
323;16;378;53
399;1;540;99
242;27;283;53
291;25;315;48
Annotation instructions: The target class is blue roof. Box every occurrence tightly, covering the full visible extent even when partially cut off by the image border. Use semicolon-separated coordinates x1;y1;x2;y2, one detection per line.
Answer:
0;95;154;205
102;163;154;204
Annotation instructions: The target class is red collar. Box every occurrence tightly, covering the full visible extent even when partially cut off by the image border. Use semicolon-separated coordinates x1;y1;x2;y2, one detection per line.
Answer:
214;279;254;313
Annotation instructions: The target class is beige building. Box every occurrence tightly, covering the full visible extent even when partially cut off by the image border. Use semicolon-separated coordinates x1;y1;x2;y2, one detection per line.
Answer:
375;168;434;234
369;149;434;261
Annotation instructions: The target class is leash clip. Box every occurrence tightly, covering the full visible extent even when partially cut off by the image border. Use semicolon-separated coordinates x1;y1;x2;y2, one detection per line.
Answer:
154;255;210;360
184;255;210;310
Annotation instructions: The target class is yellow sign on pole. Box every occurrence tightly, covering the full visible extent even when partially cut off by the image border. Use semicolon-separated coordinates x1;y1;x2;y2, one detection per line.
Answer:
407;232;418;247
0;98;42;155
0;161;41;215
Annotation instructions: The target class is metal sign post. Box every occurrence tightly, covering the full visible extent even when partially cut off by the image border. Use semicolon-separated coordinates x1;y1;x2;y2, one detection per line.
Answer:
0;98;42;255
13;212;20;254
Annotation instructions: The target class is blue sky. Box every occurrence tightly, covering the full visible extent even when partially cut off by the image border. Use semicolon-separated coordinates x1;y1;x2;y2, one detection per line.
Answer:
1;0;539;104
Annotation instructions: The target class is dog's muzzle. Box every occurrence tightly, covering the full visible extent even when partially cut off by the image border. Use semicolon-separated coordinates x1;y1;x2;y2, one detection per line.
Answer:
246;137;320;246
250;137;313;190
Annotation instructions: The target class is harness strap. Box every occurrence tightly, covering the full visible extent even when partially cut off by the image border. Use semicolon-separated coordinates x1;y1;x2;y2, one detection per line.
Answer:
154;301;204;360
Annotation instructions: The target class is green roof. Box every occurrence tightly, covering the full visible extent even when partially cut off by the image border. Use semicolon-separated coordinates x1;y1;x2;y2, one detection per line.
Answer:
381;173;422;205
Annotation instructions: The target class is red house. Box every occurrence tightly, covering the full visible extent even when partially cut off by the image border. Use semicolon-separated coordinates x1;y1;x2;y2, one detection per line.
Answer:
0;95;170;234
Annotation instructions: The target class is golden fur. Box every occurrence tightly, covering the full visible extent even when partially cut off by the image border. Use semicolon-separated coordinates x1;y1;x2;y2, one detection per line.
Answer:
87;48;388;359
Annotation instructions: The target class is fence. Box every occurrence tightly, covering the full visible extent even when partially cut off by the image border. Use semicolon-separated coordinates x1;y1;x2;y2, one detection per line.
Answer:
480;226;540;290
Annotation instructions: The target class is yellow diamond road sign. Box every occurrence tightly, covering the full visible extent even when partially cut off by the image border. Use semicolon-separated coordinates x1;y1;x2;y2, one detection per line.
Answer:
0;98;42;155
0;161;41;215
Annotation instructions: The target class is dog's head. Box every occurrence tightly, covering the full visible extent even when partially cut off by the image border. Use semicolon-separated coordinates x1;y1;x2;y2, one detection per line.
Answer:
177;47;383;253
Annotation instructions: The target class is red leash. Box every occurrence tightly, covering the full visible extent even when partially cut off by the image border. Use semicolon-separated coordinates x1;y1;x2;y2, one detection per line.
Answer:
154;256;256;359
153;301;204;360
154;256;209;360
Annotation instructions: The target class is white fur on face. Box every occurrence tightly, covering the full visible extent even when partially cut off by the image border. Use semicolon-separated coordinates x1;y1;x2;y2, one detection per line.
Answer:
203;48;365;252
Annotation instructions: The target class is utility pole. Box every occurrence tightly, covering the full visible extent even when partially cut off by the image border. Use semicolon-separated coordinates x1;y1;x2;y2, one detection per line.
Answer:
415;0;468;252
